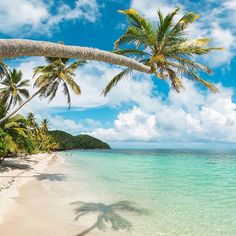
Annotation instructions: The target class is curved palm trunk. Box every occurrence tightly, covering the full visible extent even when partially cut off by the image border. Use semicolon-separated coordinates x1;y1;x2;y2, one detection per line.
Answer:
0;89;41;124
0;155;6;165
0;39;152;74
76;222;98;236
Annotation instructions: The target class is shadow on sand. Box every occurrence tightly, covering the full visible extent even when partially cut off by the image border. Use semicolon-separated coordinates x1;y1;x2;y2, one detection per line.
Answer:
35;173;67;181
0;160;31;172
72;200;149;236
0;172;67;182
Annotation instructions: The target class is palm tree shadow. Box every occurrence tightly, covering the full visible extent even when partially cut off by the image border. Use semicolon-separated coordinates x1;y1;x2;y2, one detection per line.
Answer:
34;173;67;181
0;160;31;171
72;200;148;236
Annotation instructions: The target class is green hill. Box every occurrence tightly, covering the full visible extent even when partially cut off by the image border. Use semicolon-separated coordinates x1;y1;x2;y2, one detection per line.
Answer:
50;130;111;150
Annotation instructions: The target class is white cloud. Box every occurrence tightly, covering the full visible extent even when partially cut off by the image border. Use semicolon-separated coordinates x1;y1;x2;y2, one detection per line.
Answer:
0;0;100;36
90;81;236;144
224;0;236;9
14;58;161;112
10;56;236;146
130;0;182;18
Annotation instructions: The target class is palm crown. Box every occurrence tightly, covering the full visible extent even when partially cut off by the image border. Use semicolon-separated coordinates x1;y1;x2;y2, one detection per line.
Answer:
0;69;30;109
103;8;223;95
34;57;86;108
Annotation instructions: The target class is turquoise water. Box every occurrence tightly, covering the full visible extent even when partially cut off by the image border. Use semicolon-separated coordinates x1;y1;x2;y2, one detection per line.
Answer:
62;149;236;236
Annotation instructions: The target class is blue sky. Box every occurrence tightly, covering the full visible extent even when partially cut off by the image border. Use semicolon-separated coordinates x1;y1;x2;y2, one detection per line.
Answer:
1;0;236;148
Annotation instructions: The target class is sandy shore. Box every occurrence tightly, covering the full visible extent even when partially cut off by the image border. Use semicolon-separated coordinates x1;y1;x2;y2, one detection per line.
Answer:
0;153;132;236
0;153;58;224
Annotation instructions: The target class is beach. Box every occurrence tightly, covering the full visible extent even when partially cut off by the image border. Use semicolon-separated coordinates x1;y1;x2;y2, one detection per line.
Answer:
0;149;235;236
0;152;131;236
0;153;57;224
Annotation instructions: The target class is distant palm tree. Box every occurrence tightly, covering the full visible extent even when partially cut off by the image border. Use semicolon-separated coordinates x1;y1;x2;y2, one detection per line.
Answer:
73;201;147;236
0;69;29;109
0;57;85;124
40;119;49;133
102;8;223;95
27;112;37;129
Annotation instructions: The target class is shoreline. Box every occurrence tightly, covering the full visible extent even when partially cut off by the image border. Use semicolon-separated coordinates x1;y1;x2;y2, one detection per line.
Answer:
0;152;60;225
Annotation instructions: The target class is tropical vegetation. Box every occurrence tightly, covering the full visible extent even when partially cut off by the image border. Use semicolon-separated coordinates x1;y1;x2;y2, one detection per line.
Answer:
0;56;85;124
0;104;59;164
0;7;223;163
50;130;110;150
103;8;223;95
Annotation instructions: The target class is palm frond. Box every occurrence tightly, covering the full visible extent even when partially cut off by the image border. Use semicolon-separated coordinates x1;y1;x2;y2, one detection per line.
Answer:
62;82;71;109
102;68;132;96
62;75;81;96
166;68;185;92
189;72;219;92
66;59;86;72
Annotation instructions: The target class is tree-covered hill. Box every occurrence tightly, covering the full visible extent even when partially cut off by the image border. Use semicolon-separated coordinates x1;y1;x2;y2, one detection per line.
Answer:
50;130;111;150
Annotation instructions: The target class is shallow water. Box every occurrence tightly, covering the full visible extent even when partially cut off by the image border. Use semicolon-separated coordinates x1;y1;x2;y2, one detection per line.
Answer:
62;149;236;236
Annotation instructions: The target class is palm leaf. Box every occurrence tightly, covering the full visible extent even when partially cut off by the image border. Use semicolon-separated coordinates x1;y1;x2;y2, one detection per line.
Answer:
62;82;71;109
189;72;219;92
102;68;132;96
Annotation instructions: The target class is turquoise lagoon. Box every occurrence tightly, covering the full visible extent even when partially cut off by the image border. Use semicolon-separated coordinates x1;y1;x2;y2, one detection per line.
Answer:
62;149;236;236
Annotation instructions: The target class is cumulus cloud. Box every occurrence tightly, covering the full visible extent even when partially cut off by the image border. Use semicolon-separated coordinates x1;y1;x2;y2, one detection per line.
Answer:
90;81;236;144
11;55;236;146
14;58;160;112
0;0;100;36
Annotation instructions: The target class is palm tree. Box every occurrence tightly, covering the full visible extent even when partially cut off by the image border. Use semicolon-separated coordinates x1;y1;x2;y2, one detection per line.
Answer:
0;69;30;110
0;57;85;124
73;201;147;236
0;39;151;74
0;60;9;79
40;119;49;133
102;8;223;95
33;57;84;109
0;103;29;163
27;112;37;129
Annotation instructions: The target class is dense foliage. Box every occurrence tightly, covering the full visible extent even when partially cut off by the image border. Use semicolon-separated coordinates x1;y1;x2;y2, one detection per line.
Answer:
0;109;59;163
50;130;111;150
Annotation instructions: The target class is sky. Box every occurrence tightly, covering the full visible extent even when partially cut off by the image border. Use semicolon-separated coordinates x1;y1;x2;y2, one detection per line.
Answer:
1;0;236;148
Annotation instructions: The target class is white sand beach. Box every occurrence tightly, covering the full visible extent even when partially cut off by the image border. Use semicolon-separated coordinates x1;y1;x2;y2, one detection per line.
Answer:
0;153;132;236
0;153;58;224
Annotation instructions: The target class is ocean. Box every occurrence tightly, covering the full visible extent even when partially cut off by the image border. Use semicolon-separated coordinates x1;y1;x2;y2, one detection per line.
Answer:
61;149;236;236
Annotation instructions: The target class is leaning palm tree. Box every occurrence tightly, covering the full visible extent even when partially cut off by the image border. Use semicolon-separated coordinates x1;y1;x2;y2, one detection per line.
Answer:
102;8;223;95
73;201;147;236
0;69;30;110
0;39;151;74
0;57;85;124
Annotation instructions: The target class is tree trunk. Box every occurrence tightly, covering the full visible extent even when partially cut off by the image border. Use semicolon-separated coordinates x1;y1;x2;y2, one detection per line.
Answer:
0;39;152;74
76;222;98;236
0;89;41;124
0;155;6;165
